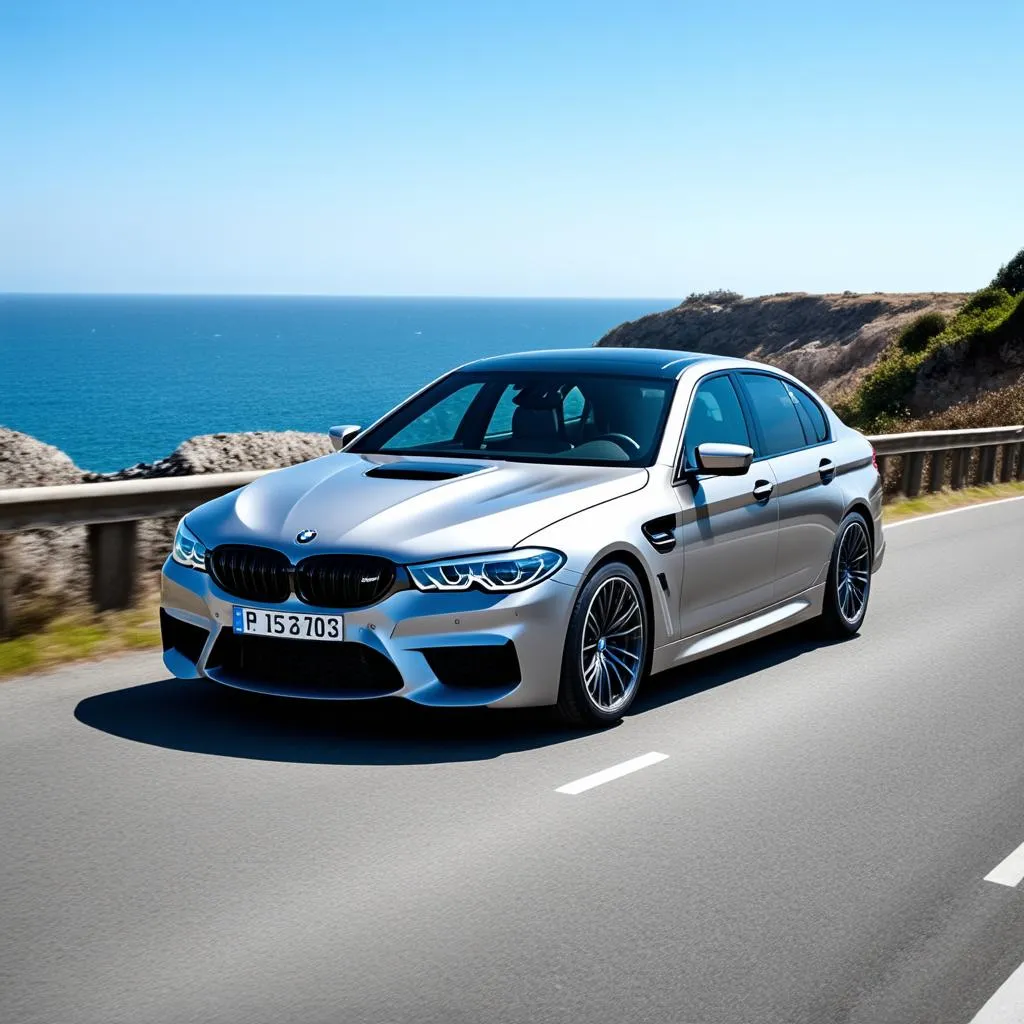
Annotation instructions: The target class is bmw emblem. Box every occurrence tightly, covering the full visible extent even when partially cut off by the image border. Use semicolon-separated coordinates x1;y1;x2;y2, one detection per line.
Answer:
296;529;317;544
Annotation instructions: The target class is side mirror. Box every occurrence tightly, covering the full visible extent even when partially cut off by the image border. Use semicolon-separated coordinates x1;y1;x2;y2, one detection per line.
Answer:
695;442;754;476
328;424;361;451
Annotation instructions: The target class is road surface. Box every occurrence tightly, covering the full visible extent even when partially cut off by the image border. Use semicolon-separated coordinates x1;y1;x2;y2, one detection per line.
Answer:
2;498;1023;1024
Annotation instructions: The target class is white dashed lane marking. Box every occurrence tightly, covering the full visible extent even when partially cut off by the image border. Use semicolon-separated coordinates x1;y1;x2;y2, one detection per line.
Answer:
984;837;1024;888
556;752;669;795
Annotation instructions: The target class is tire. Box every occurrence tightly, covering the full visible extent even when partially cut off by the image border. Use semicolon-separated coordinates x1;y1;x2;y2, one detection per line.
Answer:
556;562;650;728
818;511;872;639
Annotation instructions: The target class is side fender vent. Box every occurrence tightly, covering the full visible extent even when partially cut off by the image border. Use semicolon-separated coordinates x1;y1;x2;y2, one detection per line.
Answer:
642;514;678;554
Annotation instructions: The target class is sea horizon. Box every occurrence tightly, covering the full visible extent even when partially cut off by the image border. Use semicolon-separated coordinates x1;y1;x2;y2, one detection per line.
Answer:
0;293;677;472
1;291;681;301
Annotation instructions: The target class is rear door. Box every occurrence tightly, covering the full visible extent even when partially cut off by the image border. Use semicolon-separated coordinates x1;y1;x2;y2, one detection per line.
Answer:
736;372;845;602
675;373;779;638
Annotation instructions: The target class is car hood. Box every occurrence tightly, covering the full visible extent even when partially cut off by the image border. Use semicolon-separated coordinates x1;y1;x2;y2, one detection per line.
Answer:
187;453;648;563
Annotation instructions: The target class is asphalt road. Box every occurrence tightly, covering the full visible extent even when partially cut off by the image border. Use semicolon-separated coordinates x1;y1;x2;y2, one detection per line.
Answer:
2;498;1024;1024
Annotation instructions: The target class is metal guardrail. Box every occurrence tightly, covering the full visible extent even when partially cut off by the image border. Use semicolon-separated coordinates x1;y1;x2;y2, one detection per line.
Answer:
869;425;1024;500
0;470;268;632
0;426;1022;633
0;470;266;531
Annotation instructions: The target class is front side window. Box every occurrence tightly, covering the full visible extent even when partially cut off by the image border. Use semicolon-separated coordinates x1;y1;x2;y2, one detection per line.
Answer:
352;371;675;466
739;373;807;456
682;375;751;468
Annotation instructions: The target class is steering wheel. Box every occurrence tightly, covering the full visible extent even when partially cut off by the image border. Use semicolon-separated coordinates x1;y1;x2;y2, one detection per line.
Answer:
590;432;641;452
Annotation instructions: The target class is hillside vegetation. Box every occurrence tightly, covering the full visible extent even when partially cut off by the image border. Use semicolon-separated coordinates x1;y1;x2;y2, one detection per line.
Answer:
597;246;1024;431
837;277;1024;430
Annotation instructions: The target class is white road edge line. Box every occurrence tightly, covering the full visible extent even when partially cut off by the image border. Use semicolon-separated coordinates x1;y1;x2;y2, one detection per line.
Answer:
884;494;1024;530
984;838;1024;888
968;957;1024;1023
556;752;669;795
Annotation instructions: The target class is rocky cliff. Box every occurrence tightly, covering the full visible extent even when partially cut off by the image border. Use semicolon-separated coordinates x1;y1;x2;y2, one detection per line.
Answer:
596;291;969;400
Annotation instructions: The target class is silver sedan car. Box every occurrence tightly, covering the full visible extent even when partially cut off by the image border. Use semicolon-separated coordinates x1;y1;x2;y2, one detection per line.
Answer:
161;348;884;727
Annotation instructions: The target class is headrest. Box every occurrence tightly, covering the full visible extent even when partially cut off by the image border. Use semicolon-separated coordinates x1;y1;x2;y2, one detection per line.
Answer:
512;386;563;410
512;405;559;438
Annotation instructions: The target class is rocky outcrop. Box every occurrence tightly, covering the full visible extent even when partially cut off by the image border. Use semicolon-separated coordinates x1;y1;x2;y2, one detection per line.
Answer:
83;431;333;481
597;292;969;400
0;429;90;625
0;428;85;489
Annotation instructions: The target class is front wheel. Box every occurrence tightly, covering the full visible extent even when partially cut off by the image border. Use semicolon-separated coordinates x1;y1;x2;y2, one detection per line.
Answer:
556;562;650;727
818;511;872;639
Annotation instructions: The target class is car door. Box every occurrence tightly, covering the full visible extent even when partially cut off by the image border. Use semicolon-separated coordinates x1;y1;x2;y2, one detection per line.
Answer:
736;372;846;602
675;373;780;638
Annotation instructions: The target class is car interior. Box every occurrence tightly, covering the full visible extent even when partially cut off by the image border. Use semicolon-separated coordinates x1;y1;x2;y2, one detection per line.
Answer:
363;373;674;464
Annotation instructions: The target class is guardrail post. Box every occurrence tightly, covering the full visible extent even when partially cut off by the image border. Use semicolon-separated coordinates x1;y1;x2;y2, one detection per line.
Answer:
1013;443;1024;482
928;450;947;492
87;521;138;611
979;446;997;485
949;449;966;490
875;455;887;484
0;535;11;638
902;452;925;498
999;443;1017;483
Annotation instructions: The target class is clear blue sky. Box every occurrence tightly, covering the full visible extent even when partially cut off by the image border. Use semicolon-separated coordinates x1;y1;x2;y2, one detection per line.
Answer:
2;1;1021;297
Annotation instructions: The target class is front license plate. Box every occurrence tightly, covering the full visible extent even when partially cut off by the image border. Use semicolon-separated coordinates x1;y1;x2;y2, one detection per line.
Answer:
232;607;344;641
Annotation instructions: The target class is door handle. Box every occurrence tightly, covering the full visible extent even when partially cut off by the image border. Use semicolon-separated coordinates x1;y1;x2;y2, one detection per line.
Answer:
752;479;774;502
819;458;836;483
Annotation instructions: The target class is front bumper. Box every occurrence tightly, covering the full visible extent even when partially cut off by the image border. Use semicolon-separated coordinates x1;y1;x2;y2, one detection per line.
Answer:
159;556;579;708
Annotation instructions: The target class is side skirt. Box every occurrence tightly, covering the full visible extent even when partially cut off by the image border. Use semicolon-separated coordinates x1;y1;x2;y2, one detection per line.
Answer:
651;583;826;674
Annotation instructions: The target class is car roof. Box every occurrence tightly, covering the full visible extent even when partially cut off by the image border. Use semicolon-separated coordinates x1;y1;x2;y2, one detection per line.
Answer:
458;347;721;379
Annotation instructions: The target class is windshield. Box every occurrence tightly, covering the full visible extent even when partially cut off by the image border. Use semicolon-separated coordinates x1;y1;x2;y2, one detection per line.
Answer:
351;370;676;466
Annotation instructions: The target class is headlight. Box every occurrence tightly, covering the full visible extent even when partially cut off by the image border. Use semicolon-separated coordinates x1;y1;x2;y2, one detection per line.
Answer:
172;519;208;571
408;548;564;593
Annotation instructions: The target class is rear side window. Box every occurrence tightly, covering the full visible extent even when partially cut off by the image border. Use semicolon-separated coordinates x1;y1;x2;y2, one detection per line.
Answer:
739;373;807;456
785;382;829;444
683;375;751;468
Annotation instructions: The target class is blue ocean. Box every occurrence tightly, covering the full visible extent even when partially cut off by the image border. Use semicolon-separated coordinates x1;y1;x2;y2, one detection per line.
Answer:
0;295;673;472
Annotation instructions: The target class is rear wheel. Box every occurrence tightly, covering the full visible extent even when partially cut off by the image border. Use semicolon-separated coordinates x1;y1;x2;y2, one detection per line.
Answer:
818;511;872;638
556;562;649;727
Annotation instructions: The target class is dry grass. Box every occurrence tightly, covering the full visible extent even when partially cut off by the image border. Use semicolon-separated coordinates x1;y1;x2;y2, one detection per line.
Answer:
0;597;160;679
904;376;1024;431
882;480;1024;521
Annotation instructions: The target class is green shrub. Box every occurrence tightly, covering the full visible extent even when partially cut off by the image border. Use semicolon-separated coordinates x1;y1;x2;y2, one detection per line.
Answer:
896;312;946;355
931;287;1018;350
850;351;918;427
992;247;1024;296
961;286;1012;315
681;289;743;306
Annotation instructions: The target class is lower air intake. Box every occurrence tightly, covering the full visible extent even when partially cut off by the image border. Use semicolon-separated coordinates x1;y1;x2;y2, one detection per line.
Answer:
207;631;403;698
419;642;521;688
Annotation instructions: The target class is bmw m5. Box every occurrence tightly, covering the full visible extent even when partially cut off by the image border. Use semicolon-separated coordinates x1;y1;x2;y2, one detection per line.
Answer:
160;348;884;726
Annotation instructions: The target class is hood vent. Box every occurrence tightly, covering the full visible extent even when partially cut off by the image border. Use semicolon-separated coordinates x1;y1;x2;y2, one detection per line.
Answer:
364;461;484;482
